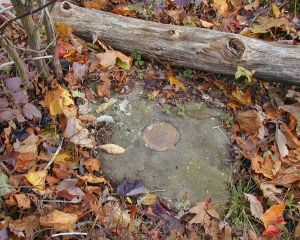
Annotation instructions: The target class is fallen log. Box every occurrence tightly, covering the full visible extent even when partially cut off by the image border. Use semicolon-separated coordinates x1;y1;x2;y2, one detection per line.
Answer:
52;1;300;85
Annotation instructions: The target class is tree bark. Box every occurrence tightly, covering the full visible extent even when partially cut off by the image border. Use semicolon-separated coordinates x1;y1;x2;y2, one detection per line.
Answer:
10;0;50;81
52;1;300;85
0;36;33;89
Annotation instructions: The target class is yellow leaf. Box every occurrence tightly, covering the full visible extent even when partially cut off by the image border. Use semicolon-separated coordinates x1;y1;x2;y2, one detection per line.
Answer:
200;20;214;28
141;193;157;206
231;87;253;105
54;151;72;162
213;0;228;17
272;3;280;18
26;170;47;190
260;204;285;228
76;173;106;184
55;22;72;41
44;85;74;117
40;210;78;231
166;71;187;92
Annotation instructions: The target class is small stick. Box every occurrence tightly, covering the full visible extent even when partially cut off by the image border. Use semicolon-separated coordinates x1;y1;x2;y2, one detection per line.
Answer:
44;137;64;170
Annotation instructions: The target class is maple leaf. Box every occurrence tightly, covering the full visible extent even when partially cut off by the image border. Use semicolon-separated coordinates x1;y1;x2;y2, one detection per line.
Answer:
44;85;75;117
25;169;48;190
165;71;187;92
40;210;78;231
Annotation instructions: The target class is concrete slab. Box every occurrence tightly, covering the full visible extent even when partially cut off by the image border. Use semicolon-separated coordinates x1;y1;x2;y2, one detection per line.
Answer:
97;84;231;203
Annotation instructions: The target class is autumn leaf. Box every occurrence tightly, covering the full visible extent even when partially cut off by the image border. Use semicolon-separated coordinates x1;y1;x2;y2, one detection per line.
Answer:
26;170;47;190
44;85;75;117
55;22;73;41
84;157;101;172
15;193;31;209
95;50;132;70
40;210;78;231
272;3;280;18
213;0;229;17
64;117;96;148
99;144;125;154
96;73;111;97
166;71;187;92
244;193;263;218
231;87;253;105
237;110;261;134
84;0;107;10
260;204;285;239
275;125;289;158
76;173;106;184
14;134;39;155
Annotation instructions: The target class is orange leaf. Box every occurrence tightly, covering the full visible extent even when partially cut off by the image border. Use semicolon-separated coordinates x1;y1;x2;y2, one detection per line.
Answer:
166;71;187;92
231;87;253;105
260;204;285;228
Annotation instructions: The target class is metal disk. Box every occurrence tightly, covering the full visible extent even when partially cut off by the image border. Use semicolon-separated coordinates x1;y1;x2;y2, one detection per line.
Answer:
143;122;179;151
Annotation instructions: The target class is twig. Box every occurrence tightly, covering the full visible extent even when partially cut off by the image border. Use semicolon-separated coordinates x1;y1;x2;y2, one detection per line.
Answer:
0;55;53;69
44;137;64;170
0;0;57;35
48;232;88;240
0;5;13;14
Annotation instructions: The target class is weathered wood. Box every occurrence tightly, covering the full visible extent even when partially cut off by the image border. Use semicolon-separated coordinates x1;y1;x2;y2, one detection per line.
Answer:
52;1;300;85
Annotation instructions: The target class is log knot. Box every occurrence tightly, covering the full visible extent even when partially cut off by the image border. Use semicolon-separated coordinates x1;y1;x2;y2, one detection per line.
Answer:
168;29;179;39
223;38;245;59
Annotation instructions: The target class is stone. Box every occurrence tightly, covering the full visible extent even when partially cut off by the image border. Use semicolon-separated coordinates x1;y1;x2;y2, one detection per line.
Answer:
97;84;230;203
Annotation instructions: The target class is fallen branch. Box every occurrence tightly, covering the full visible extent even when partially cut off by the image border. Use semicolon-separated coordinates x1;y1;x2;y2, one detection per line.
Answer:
52;1;300;85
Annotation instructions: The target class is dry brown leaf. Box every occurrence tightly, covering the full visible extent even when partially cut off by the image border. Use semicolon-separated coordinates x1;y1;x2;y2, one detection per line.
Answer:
295;221;300;238
84;0;107;10
23;103;42;122
244;193;263;218
64;117;96;148
76;173;106;183
275;126;289;158
15;193;31;209
237;110;261;134
96;73;111;97
280;124;300;149
40;209;78;231
14;134;39;155
260;183;282;202
95;50;132;70
231;87;253;105
99;144;125;154
84;157;101;172
9;215;39;239
250;153;275;179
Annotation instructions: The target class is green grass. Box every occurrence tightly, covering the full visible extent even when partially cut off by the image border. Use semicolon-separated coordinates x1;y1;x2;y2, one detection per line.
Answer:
224;177;261;233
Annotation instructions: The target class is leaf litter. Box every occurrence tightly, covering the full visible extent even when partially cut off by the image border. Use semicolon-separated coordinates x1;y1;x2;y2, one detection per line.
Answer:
0;0;299;239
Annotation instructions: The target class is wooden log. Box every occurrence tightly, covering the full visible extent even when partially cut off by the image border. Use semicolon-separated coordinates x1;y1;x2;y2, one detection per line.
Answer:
52;1;300;85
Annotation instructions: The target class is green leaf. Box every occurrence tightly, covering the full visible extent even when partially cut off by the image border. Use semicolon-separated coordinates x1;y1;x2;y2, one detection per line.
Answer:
116;57;131;70
235;66;255;83
0;172;11;197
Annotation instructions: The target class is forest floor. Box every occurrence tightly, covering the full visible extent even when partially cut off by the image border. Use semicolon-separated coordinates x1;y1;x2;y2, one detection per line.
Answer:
0;0;300;239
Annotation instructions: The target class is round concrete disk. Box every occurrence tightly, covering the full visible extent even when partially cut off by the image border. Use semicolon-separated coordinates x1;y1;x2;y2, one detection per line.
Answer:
143;122;179;151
